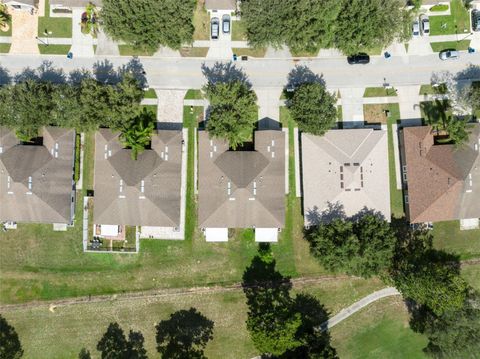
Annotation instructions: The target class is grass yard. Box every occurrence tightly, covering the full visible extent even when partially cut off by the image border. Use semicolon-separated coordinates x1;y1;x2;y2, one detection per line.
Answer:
180;47;209;57
430;40;471;52
429;0;471;35
38;0;72;38
1;276;385;359
193;0;210;40
0;43;10;53
38;44;71;55
363;87;397;97
0;17;12;36
290;47;320;57
144;89;157;99
232;47;267;58
419;84;448;95
331;296;429;359
184;89;204;100
462;264;480;291
337;105;343;124
118;45;155;56
232;20;247;41
432;221;480;260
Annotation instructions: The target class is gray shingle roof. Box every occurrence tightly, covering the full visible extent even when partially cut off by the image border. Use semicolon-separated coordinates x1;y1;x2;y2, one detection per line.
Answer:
93;129;183;227
51;0;102;8
198;130;285;229
0;127;75;224
205;0;235;10
302;129;391;225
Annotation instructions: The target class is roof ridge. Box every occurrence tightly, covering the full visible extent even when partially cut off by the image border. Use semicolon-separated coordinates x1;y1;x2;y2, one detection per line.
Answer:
322;129;376;159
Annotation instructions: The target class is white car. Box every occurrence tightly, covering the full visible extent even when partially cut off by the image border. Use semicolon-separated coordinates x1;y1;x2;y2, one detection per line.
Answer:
420;14;430;36
412;20;420;37
439;50;459;60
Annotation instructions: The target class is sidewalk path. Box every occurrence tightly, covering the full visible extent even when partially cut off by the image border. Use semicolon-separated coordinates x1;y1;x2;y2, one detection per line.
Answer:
319;287;401;331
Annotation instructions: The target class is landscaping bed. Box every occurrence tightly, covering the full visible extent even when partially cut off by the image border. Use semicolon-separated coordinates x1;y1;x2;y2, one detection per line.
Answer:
364;87;398;97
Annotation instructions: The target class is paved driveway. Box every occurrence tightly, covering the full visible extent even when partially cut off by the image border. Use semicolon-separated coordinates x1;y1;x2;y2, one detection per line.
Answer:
69;8;94;57
256;88;282;129
339;87;365;128
9;10;39;54
156;89;187;127
206;10;233;59
95;29;119;56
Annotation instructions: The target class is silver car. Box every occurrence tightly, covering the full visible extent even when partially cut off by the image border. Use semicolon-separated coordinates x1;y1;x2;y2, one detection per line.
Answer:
420;14;430;36
412;20;420;37
439;49;459;60
211;17;219;40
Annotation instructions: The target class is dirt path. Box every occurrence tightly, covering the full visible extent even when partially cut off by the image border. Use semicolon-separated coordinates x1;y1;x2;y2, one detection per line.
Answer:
0;274;352;311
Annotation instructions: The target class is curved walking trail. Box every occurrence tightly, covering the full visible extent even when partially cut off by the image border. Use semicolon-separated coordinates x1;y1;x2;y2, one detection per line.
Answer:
319;287;401;332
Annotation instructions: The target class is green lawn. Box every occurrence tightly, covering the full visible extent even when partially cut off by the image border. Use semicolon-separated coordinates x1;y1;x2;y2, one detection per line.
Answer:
429;0;471;35
232;47;266;58
38;0;72;38
432;221;480;260
118;45;155;56
364;87;398;97
193;0;210;40
38;44;71;55
0;43;10;53
184;89;204;100
180;47;209;57
387;105;404;219
419;84;447;95
144;89;157;99
1;275;384;359
462;264;480;291
0;18;12;36
232;20;247;41
331;297;429;359
430;40;471;52
290;47;320;57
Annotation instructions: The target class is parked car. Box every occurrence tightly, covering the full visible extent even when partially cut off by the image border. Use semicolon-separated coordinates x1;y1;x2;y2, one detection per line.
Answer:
347;53;370;64
412;19;420;37
472;9;480;32
222;14;230;34
439;49;459;60
211;17;219;40
420;14;430;35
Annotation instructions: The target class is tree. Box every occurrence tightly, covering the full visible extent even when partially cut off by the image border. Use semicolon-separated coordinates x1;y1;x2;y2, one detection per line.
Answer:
119;108;155;160
390;229;469;316
204;80;258;150
287;82;337;136
155;308;214;359
78;348;91;359
101;0;196;52
467;81;480;114
307;214;395;278
334;0;405;55
81;3;99;36
0;3;10;30
0;315;23;359
97;322;147;359
443;116;472;148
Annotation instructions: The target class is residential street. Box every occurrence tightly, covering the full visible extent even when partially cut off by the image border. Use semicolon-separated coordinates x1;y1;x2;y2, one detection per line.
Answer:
1;52;479;90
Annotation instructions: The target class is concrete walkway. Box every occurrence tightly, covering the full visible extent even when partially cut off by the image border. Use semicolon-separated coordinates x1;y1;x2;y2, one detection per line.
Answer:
256;88;282;129
95;29;119;56
320;287;401;331
339;88;365;128
70;8;94;57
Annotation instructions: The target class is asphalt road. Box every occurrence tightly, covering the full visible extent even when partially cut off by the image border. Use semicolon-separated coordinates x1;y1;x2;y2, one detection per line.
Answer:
0;52;479;90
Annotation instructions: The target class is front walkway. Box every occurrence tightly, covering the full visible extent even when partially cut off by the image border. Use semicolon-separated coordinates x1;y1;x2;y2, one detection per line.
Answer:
9;9;39;54
69;8;94;57
156;89;187;126
339;88;365;128
256;88;282;129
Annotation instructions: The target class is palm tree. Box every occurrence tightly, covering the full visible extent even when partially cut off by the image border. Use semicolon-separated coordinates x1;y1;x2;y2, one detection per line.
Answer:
120;109;155;160
443;116;472;149
0;4;10;30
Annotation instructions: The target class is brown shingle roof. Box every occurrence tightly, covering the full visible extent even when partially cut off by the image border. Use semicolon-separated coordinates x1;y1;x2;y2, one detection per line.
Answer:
198;130;285;229
402;124;480;223
0;127;75;224
93;129;183;227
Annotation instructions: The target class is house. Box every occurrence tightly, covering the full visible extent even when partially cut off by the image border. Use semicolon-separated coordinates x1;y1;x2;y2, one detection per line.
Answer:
301;128;391;226
205;0;236;12
1;0;37;11
93;129;183;238
400;124;480;225
50;0;102;11
0;127;76;225
198;130;285;242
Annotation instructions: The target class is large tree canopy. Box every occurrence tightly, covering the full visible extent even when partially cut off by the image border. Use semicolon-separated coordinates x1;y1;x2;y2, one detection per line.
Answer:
101;0;196;51
287;82;337;136
0;315;23;359
307;214;396;278
204;80;258;150
333;0;405;55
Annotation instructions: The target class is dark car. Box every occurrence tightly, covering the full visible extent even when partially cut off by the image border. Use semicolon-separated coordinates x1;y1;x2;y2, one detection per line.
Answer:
347;53;370;64
211;17;219;40
222;14;230;34
472;9;480;32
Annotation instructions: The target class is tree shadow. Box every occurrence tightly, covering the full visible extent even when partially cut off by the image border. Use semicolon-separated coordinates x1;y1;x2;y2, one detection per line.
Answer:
97;322;147;359
305;202;346;226
155;307;214;358
69;68;92;85
36;61;67;83
454;64;480;82
0;66;11;86
14;67;39;83
201;61;251;88
286;65;324;89
93;59;120;84
119;57;147;89
420;99;449;128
